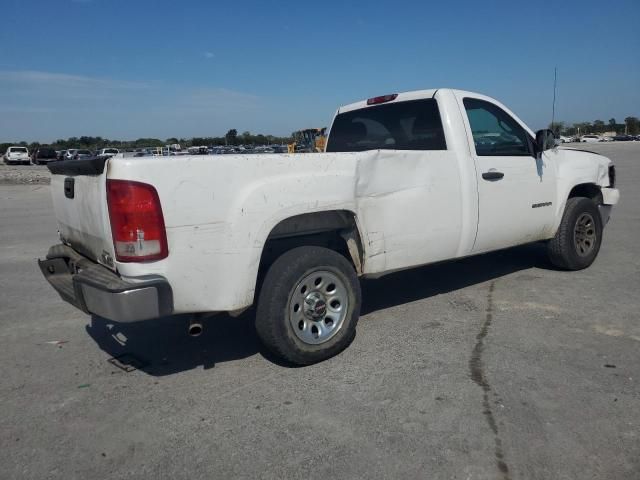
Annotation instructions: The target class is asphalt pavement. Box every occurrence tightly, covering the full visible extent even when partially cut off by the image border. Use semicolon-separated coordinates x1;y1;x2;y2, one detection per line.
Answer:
0;143;638;479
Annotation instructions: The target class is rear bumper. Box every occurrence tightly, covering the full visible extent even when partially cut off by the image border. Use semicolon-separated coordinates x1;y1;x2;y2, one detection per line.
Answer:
38;244;173;322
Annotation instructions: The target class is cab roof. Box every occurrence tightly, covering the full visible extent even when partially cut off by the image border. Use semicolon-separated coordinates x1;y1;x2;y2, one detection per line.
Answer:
337;89;439;114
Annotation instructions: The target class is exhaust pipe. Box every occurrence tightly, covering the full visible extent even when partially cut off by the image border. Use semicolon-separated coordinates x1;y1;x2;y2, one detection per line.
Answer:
188;317;203;337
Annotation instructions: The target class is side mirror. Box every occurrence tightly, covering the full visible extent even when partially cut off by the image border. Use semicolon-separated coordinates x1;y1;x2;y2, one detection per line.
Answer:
535;129;556;152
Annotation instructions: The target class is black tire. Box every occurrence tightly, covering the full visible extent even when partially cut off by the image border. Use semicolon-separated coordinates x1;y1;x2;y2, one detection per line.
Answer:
255;246;361;365
547;197;603;270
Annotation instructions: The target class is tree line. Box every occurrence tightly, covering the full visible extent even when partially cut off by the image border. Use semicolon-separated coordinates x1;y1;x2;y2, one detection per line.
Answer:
0;129;294;154
549;116;640;136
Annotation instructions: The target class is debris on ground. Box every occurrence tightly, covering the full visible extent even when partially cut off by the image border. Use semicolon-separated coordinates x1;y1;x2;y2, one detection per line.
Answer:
0;164;51;185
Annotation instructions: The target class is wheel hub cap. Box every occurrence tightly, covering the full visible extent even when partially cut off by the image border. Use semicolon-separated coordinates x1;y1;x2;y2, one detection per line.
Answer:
287;270;349;345
304;292;327;320
574;212;596;257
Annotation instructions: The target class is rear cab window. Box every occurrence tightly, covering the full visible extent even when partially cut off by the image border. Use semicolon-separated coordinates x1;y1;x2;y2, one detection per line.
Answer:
10;147;28;153
326;99;447;152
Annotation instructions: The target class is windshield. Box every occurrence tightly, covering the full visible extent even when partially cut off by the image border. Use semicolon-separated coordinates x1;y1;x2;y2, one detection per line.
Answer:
326;99;446;152
104;149;118;154
76;150;92;155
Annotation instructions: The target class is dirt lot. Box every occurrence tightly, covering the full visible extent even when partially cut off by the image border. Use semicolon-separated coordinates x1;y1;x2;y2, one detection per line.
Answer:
0;163;51;185
0;143;638;479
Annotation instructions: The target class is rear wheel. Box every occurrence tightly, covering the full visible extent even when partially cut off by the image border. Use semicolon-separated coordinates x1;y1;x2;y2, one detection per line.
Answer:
256;246;361;365
547;197;603;270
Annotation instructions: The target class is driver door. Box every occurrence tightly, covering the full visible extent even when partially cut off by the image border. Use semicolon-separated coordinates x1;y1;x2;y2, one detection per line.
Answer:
457;95;557;253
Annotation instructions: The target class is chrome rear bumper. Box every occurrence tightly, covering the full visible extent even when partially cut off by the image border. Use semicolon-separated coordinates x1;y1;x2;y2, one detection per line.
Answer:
38;244;173;322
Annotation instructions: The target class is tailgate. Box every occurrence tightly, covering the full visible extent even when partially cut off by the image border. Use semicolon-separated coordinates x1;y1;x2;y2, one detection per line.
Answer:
48;158;116;270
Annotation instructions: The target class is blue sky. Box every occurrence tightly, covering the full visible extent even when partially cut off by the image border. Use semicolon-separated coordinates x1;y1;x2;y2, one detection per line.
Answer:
1;0;638;142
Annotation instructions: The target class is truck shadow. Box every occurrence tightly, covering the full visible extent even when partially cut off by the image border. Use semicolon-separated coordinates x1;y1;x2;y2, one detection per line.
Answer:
361;242;550;315
86;242;550;374
86;311;260;376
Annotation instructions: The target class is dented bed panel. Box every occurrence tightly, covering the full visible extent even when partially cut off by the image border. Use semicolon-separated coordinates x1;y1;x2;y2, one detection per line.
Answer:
354;149;464;272
106;145;471;312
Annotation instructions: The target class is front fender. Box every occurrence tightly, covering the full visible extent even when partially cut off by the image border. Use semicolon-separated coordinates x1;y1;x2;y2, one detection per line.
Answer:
551;148;614;232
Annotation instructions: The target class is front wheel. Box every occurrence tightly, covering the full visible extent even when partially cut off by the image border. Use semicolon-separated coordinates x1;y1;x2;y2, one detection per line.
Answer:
256;246;361;365
547;197;603;270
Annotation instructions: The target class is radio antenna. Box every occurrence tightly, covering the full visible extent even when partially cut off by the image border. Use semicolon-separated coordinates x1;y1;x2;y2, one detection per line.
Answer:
551;66;557;129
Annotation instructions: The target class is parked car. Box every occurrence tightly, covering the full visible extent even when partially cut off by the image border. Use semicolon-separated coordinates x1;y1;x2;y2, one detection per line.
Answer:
31;146;58;165
3;146;30;165
612;135;635;141
580;135;601;143
73;149;93;160
39;88;620;365
56;150;67;161
96;148;120;158
559;135;573;143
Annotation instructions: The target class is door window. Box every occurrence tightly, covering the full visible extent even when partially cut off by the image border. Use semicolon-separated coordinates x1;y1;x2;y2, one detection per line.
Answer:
463;98;533;156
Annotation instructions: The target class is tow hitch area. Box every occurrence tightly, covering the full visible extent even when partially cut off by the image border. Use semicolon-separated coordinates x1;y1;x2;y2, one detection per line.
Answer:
38;244;173;322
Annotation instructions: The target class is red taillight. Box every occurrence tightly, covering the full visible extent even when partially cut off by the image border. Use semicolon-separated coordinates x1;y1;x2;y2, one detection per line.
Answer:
366;94;398;105
106;179;168;262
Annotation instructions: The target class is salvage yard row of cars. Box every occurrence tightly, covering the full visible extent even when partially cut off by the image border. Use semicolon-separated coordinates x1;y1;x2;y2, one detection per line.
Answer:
2;147;119;165
2;145;292;165
560;134;640;143
5;134;639;166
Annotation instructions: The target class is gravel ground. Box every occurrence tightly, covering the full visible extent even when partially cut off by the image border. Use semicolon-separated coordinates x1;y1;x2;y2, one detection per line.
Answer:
0;143;638;480
0;163;51;185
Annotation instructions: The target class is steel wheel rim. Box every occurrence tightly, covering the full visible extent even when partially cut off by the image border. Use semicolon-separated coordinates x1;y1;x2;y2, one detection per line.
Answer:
287;269;349;345
573;212;597;257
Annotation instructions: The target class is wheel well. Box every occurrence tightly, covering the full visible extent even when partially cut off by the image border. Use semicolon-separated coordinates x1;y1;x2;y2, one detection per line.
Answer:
568;183;602;204
258;210;364;277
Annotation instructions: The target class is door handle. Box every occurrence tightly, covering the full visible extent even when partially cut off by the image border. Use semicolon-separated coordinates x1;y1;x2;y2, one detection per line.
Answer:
482;171;504;181
64;177;75;198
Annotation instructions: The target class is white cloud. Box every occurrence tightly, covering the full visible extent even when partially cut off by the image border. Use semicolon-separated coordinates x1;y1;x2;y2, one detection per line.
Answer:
0;71;269;140
204;51;215;59
0;70;149;90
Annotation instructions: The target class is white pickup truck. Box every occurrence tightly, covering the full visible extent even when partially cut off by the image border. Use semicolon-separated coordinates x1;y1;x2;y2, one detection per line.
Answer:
39;89;620;364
